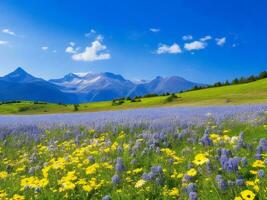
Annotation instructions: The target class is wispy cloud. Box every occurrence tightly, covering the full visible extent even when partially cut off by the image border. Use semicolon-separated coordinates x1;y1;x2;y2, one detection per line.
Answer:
216;37;226;46
65;46;77;54
2;29;15;36
182;35;193;41
85;29;96;37
0;40;8;45
150;28;160;33
200;35;212;42
156;43;182;54
41;46;48;51
69;42;75;46
184;41;207;51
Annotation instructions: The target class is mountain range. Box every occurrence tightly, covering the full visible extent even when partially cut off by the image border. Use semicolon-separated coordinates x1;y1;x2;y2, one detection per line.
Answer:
0;67;204;103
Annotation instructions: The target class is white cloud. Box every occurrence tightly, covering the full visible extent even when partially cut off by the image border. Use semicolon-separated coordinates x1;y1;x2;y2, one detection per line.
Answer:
65;46;77;54
0;40;8;45
184;41;207;51
182;35;193;41
156;43;182;54
85;29;96;37
41;46;48;51
200;35;212;42
2;29;15;36
69;42;75;46
96;34;103;41
150;28;160;33
71;40;111;62
216;37;226;46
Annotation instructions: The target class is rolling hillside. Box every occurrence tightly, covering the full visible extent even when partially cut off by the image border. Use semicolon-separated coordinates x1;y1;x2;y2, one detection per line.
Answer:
1;77;267;114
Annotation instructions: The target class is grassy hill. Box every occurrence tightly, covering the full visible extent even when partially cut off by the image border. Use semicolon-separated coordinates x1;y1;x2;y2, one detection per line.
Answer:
1;78;267;114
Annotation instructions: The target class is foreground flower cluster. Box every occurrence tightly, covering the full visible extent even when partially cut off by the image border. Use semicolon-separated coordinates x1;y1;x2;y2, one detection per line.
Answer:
0;116;267;199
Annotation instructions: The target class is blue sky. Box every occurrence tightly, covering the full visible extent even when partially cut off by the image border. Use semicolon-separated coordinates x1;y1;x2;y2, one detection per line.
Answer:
0;0;266;84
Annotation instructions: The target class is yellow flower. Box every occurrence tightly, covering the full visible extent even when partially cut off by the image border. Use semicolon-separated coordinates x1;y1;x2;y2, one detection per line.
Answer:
252;160;265;168
77;179;87;185
82;185;92;192
12;194;25;200
187;168;197;177
168;187;179;197
192;153;209;166
177;173;183;178
234;197;242;200
60;181;76;191
16;166;25;173
133;168;143;174
21;177;49;189
253;185;259;192
240;190;256;200
249;170;257;175
0;190;7;199
86;163;100;175
245;181;255;186
0;171;8;179
135;179;146;188
210;134;221;143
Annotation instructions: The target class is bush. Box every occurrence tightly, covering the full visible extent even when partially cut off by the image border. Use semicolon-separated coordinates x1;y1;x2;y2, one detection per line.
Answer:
164;93;179;103
73;104;80;111
112;100;124;106
143;93;158;98
130;98;142;103
18;106;31;112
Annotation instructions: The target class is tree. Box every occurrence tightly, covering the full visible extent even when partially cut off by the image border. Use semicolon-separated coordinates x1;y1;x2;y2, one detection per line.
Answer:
73;104;79;111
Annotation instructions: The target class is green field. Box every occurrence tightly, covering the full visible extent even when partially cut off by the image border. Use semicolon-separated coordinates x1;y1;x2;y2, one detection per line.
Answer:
1;78;267;114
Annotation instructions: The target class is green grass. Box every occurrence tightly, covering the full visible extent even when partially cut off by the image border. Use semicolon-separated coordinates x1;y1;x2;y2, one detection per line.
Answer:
1;78;267;114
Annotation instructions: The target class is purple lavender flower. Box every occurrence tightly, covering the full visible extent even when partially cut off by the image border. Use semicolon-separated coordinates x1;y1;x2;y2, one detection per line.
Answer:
206;160;212;172
241;157;248;167
186;183;197;194
189;192;198;200
236;176;244;186
259;138;267;151
218;179;228;191
111;174;120;185
182;174;191;183
215;175;223;183
220;155;229;170
258;169;264;178
102;195;112;200
199;134;212;146
115;157;125;172
142;172;155;181
255;153;262;160
256;146;263;154
226;157;240;172
151;165;163;174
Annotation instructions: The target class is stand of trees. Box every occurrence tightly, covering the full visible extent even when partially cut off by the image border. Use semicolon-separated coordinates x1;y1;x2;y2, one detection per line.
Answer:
187;71;267;92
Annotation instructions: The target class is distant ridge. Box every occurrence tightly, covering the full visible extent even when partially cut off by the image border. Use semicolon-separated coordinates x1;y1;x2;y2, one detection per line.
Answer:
0;67;204;103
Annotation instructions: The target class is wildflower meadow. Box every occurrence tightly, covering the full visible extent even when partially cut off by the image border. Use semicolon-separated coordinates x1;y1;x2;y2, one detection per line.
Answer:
0;105;267;199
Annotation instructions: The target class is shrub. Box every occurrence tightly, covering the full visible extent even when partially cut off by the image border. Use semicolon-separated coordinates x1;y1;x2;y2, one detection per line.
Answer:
73;104;80;111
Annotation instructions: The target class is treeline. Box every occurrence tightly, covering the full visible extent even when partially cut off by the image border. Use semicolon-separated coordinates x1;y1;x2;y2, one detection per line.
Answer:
0;100;22;105
187;71;267;92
